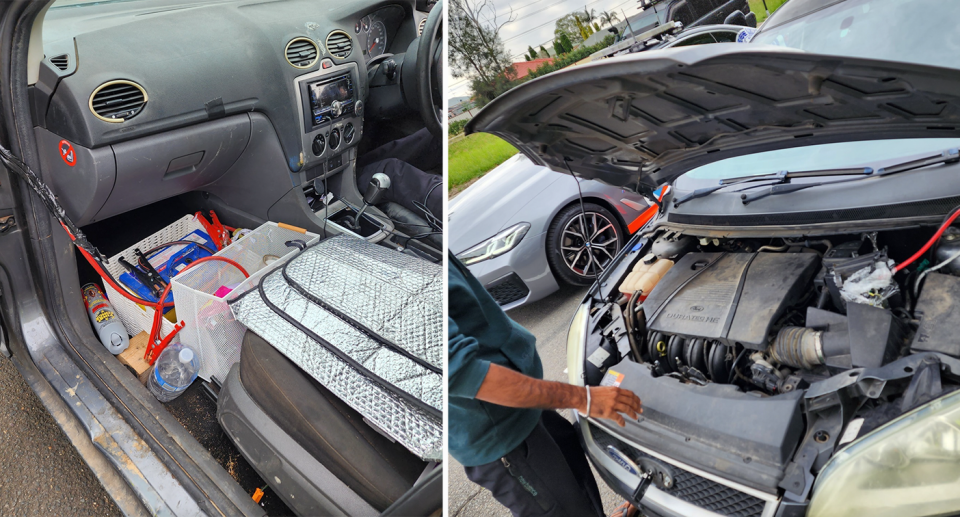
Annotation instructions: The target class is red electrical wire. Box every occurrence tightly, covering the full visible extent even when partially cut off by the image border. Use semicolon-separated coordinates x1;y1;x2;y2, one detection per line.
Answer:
894;208;960;273
63;221;250;353
147;255;250;349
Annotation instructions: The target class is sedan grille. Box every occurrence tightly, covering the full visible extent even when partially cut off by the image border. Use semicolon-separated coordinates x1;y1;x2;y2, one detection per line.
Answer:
589;423;767;517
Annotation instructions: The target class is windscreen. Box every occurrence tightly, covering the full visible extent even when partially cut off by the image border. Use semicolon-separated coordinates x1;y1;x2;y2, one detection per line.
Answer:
752;0;960;70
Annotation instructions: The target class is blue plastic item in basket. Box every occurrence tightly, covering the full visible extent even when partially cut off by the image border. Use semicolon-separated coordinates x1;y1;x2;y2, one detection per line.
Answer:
119;229;215;309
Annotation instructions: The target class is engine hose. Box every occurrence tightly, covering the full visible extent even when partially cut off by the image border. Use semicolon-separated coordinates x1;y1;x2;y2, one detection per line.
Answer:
624;291;647;362
895;205;960;272
772;326;825;369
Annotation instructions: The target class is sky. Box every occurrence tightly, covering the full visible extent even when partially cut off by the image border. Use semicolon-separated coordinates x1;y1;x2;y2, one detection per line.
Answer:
448;0;646;98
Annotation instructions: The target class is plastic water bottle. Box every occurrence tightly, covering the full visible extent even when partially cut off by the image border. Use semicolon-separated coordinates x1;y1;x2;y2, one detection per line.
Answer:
148;343;199;402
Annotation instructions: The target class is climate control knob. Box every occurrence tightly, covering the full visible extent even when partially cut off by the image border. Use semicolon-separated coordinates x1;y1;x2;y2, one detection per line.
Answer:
329;127;341;150
311;134;325;156
344;123;355;144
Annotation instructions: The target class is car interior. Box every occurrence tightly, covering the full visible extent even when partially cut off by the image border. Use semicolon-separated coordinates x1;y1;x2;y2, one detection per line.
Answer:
19;0;443;514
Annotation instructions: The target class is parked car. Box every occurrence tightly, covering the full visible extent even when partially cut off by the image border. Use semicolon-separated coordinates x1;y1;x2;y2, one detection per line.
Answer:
0;0;442;515
591;22;746;62
453;22;749;311
466;1;960;516
594;0;755;59
450;154;650;309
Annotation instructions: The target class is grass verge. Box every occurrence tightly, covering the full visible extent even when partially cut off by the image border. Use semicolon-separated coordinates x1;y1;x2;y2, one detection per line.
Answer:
748;0;789;24
448;133;517;189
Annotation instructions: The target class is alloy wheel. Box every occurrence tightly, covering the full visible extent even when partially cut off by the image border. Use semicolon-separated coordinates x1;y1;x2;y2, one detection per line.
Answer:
559;211;620;278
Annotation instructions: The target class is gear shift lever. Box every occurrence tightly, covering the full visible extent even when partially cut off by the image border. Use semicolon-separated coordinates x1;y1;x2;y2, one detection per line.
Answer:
346;173;391;230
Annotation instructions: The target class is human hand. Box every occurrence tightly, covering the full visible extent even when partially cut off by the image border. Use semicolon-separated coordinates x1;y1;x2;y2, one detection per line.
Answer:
586;386;642;426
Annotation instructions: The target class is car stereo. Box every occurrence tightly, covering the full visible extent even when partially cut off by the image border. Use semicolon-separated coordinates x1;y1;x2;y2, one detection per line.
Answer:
306;74;355;128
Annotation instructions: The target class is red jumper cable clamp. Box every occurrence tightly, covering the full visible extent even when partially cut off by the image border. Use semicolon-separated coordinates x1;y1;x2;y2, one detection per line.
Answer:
196;210;231;250
145;320;185;365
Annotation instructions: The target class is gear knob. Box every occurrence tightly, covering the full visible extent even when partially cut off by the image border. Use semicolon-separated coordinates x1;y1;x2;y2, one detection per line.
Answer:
351;173;391;230
363;173;391;206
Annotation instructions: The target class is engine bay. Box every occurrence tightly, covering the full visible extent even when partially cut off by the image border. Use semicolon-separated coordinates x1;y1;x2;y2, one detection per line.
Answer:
583;224;960;497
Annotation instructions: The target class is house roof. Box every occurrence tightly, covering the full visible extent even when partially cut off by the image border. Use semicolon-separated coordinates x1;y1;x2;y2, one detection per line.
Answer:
511;57;554;79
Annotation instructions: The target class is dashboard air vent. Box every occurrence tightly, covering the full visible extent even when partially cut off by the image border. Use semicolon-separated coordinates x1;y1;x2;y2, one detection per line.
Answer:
285;37;320;68
89;80;147;123
418;18;427;36
326;30;352;59
50;54;68;71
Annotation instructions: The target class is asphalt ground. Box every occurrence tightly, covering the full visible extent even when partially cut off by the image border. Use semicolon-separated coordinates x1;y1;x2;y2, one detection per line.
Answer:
0;356;120;517
448;283;626;517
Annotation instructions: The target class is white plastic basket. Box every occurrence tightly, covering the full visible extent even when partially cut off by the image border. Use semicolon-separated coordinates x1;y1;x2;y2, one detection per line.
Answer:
171;222;320;382
103;214;208;345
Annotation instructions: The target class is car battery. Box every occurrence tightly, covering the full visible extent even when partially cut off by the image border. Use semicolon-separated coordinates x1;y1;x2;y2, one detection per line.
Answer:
118;229;215;308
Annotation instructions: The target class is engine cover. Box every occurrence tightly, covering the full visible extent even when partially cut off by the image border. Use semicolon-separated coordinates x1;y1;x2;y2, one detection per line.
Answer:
644;252;820;350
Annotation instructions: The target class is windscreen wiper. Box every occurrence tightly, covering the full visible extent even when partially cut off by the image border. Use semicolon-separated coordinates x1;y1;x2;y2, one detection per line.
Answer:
673;167;873;207
741;148;960;205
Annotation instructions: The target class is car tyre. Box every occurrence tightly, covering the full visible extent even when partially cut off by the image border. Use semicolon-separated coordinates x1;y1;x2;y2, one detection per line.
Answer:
546;202;624;286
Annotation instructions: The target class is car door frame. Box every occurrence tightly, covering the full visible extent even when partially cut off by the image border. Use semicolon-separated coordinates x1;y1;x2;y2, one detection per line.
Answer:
0;2;261;515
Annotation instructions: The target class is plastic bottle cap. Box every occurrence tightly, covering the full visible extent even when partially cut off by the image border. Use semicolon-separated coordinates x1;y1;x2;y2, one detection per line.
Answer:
179;348;194;364
111;334;124;346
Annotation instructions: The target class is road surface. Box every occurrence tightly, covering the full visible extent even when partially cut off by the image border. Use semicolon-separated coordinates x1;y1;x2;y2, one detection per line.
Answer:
0;356;119;516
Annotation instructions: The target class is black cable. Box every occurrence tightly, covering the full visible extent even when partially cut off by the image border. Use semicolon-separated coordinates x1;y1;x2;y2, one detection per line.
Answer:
323;171;329;239
563;158;593;276
728;347;748;387
398;231;443;248
415;180;443;232
142;240;216;257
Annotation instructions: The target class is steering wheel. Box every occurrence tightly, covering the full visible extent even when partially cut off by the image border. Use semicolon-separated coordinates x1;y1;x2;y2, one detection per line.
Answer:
417;1;443;139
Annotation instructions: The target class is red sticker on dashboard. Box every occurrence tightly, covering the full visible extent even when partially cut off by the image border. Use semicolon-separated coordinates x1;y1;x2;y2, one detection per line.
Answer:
58;140;76;167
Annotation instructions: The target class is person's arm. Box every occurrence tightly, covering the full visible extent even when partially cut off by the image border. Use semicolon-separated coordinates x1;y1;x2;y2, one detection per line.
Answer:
475;363;643;427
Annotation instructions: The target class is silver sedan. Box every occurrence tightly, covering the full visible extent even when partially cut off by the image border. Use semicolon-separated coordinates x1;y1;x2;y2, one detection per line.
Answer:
449;153;650;310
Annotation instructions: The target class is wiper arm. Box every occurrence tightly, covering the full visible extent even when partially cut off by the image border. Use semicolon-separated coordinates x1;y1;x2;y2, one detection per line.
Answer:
741;148;960;205
673;167;873;208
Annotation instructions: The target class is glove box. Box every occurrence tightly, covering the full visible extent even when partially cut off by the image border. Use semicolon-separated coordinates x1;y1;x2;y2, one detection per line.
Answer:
35;115;250;226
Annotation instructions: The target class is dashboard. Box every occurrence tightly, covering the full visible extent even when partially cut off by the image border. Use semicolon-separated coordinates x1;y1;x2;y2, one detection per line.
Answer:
38;0;425;168
31;0;430;227
354;6;406;63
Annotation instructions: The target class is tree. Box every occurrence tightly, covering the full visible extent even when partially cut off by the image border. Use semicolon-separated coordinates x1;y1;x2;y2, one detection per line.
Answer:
527;45;538;59
580;7;598;25
553;39;565;55
600;10;621;29
470;68;518;107
593;22;601;31
555;13;585;45
539;44;550;57
559;33;574;53
449;0;515;85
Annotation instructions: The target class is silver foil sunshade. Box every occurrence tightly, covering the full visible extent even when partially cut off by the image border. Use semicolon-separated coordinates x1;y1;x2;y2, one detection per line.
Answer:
230;235;443;461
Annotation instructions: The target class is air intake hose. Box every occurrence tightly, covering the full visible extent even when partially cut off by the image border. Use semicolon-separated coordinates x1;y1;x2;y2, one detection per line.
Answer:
771;326;850;370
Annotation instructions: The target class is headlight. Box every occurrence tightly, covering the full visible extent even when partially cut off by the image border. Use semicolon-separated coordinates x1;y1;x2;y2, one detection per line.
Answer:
566;303;589;386
456;223;530;266
808;389;960;517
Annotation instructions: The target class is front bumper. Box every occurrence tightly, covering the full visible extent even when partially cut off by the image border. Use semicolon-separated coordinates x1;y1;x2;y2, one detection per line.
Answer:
578;416;781;517
466;230;559;310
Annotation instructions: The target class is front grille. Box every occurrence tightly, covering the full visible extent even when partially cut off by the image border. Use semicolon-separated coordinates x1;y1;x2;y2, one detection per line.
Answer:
590;423;767;517
485;273;529;306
